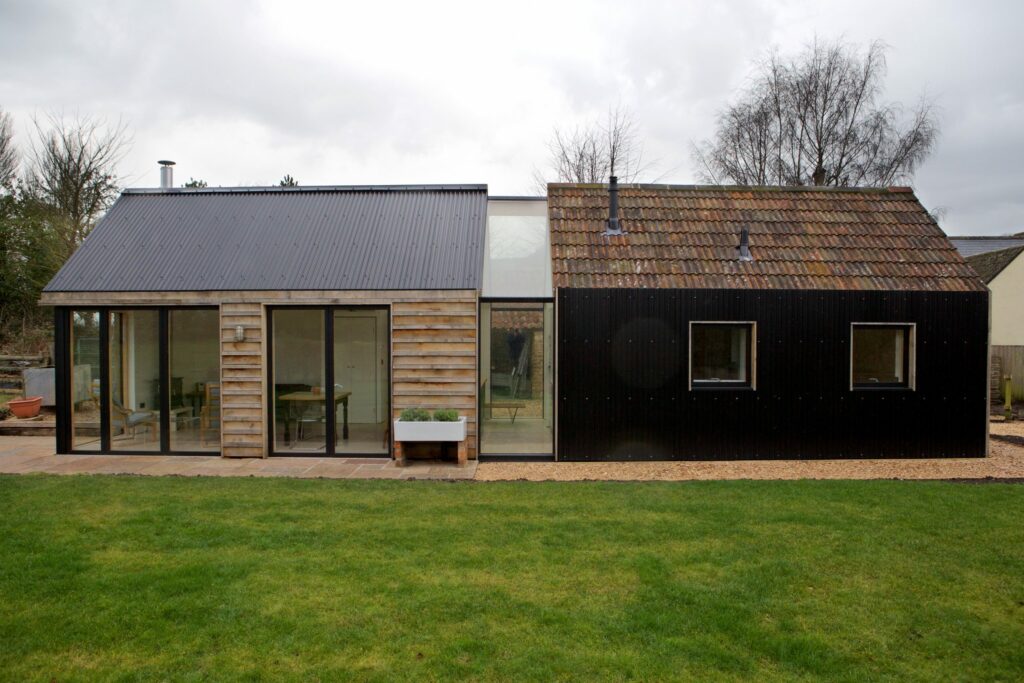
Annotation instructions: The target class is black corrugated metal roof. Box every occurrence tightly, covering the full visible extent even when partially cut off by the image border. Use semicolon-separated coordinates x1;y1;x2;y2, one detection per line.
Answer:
44;185;487;292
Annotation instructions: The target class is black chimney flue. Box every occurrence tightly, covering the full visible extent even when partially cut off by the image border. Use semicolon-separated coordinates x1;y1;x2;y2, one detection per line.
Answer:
738;225;753;262
604;175;624;236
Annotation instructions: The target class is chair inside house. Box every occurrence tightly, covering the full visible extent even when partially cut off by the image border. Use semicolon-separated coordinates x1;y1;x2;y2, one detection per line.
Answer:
297;400;327;446
199;383;221;447
481;343;529;423
110;399;157;445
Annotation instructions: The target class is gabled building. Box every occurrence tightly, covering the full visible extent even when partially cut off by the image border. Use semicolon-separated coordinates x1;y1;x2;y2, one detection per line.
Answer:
550;183;989;459
966;245;1024;400
41;171;990;461
43;183;488;459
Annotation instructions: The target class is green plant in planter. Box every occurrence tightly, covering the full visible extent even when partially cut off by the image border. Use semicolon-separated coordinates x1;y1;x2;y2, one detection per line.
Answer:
433;409;459;422
399;407;431;422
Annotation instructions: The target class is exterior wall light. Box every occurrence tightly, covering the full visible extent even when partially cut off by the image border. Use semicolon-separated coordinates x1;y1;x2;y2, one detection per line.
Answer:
234;325;245;342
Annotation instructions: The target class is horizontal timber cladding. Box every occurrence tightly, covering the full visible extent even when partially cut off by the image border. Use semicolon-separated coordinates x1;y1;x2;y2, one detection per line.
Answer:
392;300;478;459
557;288;990;460
220;302;265;457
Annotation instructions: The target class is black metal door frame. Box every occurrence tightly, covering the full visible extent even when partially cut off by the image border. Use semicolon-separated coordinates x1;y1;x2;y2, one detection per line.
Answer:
477;297;555;460
56;305;219;456
266;304;390;458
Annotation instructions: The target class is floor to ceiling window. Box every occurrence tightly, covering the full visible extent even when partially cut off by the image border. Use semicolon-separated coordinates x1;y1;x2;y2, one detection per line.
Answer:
479;302;554;455
108;310;161;452
59;307;219;454
70;310;101;451
271;309;326;453
333;309;389;455
479;198;554;457
270;307;389;456
169;309;221;451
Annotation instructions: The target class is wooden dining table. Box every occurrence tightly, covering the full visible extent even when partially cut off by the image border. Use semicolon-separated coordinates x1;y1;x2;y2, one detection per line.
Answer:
279;390;352;445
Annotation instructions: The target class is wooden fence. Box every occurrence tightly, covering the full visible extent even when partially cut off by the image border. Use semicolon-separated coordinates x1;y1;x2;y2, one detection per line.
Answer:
992;346;1024;401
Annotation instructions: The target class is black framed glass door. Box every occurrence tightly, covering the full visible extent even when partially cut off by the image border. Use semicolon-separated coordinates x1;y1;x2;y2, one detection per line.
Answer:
268;306;389;457
478;301;554;456
56;306;220;455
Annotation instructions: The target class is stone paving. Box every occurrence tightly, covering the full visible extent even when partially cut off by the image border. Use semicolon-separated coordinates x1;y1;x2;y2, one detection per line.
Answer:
3;424;1024;482
0;436;476;480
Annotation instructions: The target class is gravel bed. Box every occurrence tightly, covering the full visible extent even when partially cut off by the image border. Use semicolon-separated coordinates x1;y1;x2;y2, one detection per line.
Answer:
476;421;1024;482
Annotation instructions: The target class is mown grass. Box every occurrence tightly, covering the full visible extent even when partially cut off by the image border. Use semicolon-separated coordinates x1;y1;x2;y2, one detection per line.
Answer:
1;475;1022;681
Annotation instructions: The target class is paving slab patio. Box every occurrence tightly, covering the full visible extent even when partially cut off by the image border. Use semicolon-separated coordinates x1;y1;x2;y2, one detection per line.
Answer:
0;436;476;481
4;424;1024;482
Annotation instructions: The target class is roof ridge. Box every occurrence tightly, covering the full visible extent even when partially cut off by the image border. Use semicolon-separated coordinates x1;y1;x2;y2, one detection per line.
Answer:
948;235;1024;240
547;183;914;194
965;244;1024;283
123;183;488;195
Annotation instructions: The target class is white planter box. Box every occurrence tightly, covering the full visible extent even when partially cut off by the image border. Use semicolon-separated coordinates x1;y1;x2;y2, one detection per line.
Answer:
394;417;467;442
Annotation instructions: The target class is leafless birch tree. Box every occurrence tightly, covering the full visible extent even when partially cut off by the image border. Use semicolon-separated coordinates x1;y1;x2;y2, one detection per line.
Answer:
26;113;130;257
693;39;938;187
535;107;648;191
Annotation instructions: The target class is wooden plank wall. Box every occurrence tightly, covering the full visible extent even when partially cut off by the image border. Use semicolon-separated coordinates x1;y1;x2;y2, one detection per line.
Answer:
992;346;1024;401
45;291;480;459
392;299;478;459
220;302;265;457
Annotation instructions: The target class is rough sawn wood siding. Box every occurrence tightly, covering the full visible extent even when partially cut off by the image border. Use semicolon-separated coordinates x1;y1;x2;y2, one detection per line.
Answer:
43;290;480;460
220;302;265;458
391;299;479;460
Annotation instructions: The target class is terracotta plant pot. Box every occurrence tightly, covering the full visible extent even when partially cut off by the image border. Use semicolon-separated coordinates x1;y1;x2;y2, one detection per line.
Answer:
8;396;43;419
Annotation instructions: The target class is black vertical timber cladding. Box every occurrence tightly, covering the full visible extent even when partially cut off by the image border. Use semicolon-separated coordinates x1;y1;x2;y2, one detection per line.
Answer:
557;288;989;460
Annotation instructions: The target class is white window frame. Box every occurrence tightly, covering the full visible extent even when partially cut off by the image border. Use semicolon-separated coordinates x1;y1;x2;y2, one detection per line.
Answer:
688;321;757;390
849;322;916;391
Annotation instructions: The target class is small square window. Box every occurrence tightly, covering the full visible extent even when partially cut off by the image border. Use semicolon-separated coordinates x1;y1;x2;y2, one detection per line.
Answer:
851;324;914;389
690;323;754;389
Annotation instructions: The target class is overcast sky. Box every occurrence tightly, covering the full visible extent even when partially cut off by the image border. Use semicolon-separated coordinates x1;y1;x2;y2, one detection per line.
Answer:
1;0;1021;235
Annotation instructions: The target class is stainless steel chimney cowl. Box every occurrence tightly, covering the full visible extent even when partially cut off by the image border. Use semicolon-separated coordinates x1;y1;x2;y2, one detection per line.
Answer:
158;160;175;189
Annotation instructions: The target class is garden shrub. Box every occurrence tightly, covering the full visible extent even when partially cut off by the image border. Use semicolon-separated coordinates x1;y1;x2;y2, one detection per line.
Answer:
399;407;430;422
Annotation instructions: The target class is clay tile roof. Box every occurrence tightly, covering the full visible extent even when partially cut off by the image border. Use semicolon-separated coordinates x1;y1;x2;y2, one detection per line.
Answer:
548;184;986;292
966;245;1024;284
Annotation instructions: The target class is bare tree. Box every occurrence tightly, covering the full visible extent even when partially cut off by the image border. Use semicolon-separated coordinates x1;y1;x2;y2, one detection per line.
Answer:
0;109;16;190
535;107;648;191
26;113;130;257
693;39;938;187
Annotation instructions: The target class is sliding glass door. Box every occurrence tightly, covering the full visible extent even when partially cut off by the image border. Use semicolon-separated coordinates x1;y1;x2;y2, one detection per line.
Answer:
333;309;388;455
109;310;161;452
70;310;102;451
269;307;389;456
169;309;221;452
271;309;326;453
59;307;219;454
479;302;554;455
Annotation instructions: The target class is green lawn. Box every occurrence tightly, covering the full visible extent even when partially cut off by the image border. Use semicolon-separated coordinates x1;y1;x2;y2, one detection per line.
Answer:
1;476;1023;681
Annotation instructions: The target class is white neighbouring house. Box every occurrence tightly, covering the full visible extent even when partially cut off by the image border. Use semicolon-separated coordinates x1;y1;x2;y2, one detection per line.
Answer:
961;241;1024;400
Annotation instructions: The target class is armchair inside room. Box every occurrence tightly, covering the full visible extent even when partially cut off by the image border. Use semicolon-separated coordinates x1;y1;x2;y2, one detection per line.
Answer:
110;399;156;442
199;383;221;447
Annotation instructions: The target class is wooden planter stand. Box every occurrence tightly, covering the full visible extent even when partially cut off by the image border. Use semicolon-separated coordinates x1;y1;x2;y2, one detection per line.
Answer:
393;417;468;467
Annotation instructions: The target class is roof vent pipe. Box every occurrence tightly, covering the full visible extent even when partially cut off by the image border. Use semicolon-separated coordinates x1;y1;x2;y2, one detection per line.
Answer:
738;225;754;262
604;175;624;236
158;160;175;189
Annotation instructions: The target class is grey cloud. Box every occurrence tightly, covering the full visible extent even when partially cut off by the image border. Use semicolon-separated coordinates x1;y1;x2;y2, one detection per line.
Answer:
1;0;1022;233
